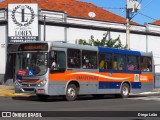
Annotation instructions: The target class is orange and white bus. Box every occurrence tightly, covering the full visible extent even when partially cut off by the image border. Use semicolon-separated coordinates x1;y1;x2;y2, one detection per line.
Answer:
13;41;154;101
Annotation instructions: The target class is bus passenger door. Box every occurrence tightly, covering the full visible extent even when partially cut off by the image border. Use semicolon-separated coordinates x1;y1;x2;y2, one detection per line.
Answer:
48;49;66;95
49;50;66;74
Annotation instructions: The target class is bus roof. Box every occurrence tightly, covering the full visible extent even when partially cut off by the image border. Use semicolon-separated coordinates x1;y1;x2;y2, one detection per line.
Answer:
50;41;98;51
98;46;141;56
51;42;153;57
7;41;153;57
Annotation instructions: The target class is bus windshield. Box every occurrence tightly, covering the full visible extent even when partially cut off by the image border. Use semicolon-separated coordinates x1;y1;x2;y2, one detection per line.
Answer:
15;52;48;76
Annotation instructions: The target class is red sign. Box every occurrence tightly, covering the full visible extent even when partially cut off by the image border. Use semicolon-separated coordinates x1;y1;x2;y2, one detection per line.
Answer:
17;70;27;76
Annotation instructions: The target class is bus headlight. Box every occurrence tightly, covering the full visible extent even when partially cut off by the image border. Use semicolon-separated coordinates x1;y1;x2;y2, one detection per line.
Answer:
37;79;47;87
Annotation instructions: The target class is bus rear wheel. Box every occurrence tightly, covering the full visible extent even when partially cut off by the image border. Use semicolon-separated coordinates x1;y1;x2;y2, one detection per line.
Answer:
65;84;77;101
120;83;130;98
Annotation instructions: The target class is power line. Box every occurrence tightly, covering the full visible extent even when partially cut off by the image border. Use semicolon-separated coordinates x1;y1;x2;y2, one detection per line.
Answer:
141;0;154;11
131;0;154;20
130;0;143;19
137;11;157;21
136;0;143;10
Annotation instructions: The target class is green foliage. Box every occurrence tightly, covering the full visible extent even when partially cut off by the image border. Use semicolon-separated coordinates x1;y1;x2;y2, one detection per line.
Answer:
77;33;126;49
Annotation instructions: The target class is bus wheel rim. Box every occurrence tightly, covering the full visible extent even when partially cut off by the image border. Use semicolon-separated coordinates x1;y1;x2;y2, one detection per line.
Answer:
68;88;76;98
122;86;128;96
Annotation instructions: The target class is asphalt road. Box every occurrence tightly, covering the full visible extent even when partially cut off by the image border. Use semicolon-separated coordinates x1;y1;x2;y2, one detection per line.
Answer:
0;94;160;120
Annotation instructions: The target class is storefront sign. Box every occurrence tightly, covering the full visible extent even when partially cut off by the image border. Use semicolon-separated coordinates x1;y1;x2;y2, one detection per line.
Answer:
8;4;38;43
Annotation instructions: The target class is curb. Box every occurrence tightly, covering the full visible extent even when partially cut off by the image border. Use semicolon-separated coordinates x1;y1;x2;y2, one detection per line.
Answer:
152;88;160;92
0;85;31;97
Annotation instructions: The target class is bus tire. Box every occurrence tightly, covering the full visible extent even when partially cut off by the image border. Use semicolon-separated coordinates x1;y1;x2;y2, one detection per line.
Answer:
37;94;49;100
65;84;77;101
120;83;130;98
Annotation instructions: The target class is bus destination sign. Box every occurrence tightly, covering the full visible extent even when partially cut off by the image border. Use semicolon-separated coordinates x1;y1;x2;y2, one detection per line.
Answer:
19;43;48;51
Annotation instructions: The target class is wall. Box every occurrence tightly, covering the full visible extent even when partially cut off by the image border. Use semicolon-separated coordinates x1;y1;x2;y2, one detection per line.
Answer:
39;17;160;74
0;25;7;83
40;25;65;42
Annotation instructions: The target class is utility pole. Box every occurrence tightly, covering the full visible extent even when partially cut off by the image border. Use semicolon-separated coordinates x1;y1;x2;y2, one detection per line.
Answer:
44;15;46;41
126;0;141;49
145;23;149;52
126;4;130;49
64;11;67;43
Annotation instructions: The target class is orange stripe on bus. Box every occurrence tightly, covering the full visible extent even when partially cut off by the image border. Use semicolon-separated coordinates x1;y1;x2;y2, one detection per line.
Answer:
49;71;154;83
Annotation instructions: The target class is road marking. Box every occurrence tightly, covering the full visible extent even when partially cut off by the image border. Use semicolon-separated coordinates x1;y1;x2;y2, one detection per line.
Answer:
128;96;160;101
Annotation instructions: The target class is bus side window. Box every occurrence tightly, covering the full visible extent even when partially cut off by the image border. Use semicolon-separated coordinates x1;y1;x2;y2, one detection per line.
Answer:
50;51;66;70
127;55;140;71
82;50;97;69
99;53;105;69
50;51;56;69
140;56;152;72
106;53;112;69
113;54;125;70
67;49;81;68
99;52;112;70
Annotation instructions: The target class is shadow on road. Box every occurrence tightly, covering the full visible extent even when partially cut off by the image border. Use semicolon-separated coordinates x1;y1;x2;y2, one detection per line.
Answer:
128;95;148;98
12;93;157;102
12;94;120;102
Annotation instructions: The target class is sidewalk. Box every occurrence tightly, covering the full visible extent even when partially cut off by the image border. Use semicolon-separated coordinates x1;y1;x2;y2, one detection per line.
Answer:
137;88;160;96
152;88;160;92
0;85;31;97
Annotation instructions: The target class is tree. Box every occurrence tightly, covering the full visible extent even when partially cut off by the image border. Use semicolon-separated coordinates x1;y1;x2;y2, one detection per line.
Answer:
77;33;126;49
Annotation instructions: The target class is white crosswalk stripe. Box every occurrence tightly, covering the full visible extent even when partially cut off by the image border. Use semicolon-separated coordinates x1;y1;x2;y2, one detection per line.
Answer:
128;96;160;101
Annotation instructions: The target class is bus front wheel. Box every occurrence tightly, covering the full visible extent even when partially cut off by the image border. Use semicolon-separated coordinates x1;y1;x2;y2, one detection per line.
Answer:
65;84;77;101
120;83;130;98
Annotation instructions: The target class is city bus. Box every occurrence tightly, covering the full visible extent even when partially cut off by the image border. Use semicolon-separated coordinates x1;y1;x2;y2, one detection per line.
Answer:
12;41;154;101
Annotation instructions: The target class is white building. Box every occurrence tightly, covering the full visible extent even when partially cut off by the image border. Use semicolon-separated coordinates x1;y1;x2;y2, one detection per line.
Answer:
0;0;160;84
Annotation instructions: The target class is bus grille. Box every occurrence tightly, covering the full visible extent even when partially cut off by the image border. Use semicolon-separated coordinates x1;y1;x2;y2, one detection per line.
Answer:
21;83;37;87
23;88;35;92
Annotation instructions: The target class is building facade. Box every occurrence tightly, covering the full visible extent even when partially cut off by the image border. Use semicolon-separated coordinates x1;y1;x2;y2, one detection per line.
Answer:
0;0;160;84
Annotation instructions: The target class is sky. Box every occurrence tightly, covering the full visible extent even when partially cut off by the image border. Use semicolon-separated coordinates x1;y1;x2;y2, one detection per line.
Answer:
80;0;159;25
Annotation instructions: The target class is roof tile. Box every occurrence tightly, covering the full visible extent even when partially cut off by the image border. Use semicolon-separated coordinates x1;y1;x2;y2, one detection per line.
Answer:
152;20;160;25
0;0;137;24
